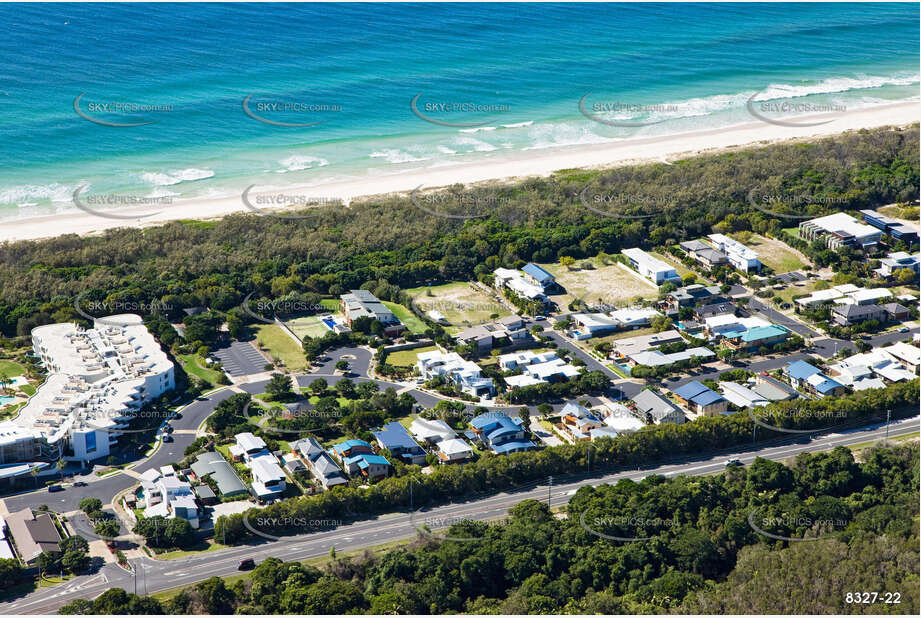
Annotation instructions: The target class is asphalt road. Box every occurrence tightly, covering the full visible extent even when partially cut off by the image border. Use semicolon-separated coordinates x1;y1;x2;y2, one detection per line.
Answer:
746;298;818;337
5;416;916;615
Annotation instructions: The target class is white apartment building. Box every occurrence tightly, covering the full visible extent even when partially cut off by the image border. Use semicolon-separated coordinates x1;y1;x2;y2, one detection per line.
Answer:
416;350;495;398
0;315;174;465
621;248;681;285
799;213;882;250
707;234;762;272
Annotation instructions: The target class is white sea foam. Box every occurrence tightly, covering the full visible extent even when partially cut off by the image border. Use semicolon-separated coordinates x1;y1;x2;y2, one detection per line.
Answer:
0;182;79;205
140;168;215;186
437;145;457;155
369;149;431;164
458;126;498;133
501;121;534;128
454;137;498;152
275;155;329;173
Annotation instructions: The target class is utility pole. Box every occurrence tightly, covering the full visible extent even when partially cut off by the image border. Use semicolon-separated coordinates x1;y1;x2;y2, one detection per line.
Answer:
885;408;891;444
547;476;552;509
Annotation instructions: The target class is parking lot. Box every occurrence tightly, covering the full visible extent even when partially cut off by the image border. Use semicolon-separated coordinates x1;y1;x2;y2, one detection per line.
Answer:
211;340;267;376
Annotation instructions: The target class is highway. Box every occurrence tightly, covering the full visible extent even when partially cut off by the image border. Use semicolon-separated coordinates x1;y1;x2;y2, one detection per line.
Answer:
2;416;917;615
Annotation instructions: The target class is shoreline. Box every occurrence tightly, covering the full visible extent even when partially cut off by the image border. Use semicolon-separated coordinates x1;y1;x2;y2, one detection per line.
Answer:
2;100;918;243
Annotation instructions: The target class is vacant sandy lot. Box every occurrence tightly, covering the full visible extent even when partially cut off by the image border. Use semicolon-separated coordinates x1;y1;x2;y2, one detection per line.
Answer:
406;282;511;331
542;258;659;309
734;233;810;273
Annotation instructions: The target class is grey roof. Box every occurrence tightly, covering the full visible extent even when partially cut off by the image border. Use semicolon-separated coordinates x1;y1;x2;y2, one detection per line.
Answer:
193;484;216;500
632;389;683;421
696;248;728;263
680;240;710;252
752;377;799;401
882;302;910;314
832;303;885;319
191;452;248;496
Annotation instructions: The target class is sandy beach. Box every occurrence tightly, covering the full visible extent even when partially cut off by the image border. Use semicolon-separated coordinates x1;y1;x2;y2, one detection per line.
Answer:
2;100;918;243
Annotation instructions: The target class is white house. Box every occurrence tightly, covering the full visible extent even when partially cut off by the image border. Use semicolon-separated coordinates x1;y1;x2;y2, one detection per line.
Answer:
140;469;200;529
436;438;473;463
416;350;495;398
409;417;456;444
622;248;681;285
707;234;762;272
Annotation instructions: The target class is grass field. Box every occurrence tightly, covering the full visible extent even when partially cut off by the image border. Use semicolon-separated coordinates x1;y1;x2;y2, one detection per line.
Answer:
541;257;659;309
178;354;226;386
386;345;438;367
405;282;510;330
734;233;808;273
382;301;428;334
0;359;26;379
254;323;307;371
286;315;331;340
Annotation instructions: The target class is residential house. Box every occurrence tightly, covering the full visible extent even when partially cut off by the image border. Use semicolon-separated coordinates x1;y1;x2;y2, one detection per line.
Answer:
339;290;405;337
621;248;681;285
559;402;605;441
680;239;729;268
874;252;920;278
784;360;847;398
291;438;348;489
721;325;790;351
330;439;391;479
659;284;724;314
190;452;248;498
435;438;473;463
830;349;915;386
707;234;762;272
140;470;200;528
886;342;920;374
469;412;535;454
454;316;529;352
609;330;684;359
493;267;547;302
600;403;647;433
693;301;736;321
882;303;911;321
631;389;685;424
416;350;495;398
719;382;769;408
628;347;715;368
4;509;62;566
671;381;729;416
232;433;286;500
830;303;887;327
521;263;557;290
752;375;800;402
372;421;428;466
409;417;457;445
499;350;581;388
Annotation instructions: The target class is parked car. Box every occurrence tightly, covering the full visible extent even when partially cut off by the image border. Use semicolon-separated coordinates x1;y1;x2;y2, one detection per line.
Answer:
534;316;546;321
162;435;174;443
238;558;256;570
898;327;910;333
73;481;87;487
164;425;174;433
48;484;64;493
173;412;183;420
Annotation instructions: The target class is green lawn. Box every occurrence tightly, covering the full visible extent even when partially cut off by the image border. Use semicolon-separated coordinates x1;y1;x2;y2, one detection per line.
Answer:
386;345;437;367
0;359;26;379
382;301;428;334
19;383;35;396
254;323;307;371
179;354;225;386
649;251;695;278
286;315;330;340
320;298;339;311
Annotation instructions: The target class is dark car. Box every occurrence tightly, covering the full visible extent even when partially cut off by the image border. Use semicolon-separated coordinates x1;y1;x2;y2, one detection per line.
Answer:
162;435;174;443
173;412;183;420
73;481;87;487
48;484;64;493
238;558;256;570
164;425;174;433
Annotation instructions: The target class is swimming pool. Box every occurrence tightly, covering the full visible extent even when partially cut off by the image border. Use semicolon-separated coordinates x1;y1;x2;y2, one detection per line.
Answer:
0;395;17;405
321;317;337;330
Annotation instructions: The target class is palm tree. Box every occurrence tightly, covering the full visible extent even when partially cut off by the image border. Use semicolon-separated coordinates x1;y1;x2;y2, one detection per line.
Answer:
56;459;66;483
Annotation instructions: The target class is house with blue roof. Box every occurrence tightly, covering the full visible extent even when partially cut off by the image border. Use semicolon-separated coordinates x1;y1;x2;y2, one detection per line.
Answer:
723;324;790;351
521;263;556;290
469;412;535;454
671;380;729;416
784;360;846;398
372;422;428;466
342;453;391;480
330;439;375;460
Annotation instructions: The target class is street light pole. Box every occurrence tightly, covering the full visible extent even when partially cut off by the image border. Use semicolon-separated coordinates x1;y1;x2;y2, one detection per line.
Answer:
547;476;553;509
885;408;891;444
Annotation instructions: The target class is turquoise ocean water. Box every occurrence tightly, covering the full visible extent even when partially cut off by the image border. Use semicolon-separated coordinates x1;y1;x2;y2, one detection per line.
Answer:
0;2;917;220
